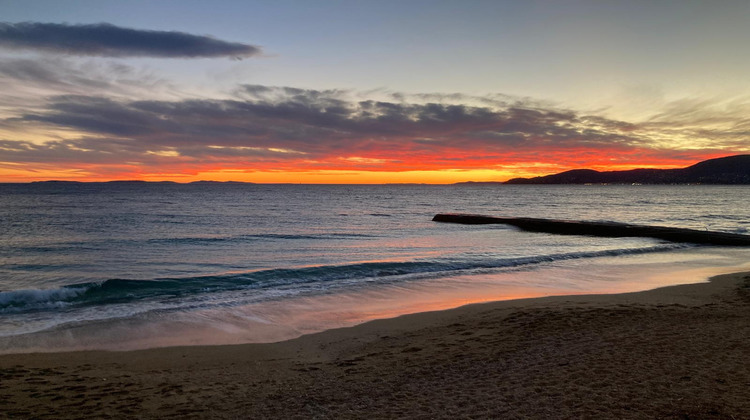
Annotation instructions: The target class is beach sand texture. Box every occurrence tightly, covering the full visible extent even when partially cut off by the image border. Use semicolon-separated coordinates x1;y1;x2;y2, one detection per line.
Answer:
2;272;749;419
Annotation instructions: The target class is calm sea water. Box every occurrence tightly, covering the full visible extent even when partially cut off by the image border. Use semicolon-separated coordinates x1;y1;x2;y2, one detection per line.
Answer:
1;183;749;352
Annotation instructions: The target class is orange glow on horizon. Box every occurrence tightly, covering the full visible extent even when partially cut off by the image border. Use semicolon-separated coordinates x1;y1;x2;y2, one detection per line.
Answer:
0;151;737;183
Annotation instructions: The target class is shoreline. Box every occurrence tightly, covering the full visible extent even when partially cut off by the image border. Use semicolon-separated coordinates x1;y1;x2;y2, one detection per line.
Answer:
2;270;749;418
4;247;747;354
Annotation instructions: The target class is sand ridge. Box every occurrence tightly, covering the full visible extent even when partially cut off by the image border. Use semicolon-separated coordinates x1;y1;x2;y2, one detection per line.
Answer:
1;272;749;419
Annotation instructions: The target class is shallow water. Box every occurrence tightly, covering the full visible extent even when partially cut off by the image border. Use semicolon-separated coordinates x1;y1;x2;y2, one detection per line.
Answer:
1;183;749;352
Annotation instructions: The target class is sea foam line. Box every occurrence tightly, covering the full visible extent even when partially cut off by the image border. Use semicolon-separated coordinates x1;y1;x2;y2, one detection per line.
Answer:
0;242;691;314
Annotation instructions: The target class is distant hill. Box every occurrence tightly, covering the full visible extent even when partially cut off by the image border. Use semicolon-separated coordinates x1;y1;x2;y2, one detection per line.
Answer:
188;180;252;185
503;155;750;185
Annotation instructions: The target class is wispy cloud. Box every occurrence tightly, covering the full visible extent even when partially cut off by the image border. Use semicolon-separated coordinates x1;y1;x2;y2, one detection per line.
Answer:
0;22;262;58
0;58;169;98
0;58;175;148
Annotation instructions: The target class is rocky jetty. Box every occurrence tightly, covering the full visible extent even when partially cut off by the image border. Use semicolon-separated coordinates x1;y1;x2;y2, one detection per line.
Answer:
433;214;750;246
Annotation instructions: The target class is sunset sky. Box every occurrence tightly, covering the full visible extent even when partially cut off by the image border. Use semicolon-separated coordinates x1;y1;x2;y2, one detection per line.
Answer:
1;0;748;183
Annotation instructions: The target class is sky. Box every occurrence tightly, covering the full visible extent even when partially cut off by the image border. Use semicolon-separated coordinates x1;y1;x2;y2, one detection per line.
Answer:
0;0;748;183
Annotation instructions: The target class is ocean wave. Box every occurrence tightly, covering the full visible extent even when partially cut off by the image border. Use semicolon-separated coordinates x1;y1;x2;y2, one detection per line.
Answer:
0;243;691;315
0;286;88;312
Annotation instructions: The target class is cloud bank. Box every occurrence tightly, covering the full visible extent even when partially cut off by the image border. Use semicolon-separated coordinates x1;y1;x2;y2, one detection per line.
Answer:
0;72;747;182
0;22;261;58
4;84;743;180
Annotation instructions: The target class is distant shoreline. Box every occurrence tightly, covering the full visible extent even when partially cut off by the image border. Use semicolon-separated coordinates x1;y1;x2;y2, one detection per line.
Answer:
2;154;748;185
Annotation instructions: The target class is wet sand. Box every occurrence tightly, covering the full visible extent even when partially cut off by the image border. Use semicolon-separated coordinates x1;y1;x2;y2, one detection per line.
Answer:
2;271;749;419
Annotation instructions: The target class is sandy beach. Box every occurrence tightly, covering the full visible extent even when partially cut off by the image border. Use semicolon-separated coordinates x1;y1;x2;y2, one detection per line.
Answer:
2;271;749;419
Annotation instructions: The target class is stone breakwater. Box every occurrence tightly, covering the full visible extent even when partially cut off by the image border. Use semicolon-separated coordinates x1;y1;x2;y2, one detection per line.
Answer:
433;214;750;246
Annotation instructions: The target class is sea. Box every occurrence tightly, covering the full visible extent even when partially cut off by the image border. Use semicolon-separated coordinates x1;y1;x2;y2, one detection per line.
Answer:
1;183;749;353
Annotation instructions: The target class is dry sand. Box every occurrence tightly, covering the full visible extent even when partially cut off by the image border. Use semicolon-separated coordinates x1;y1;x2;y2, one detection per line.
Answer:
2;271;750;419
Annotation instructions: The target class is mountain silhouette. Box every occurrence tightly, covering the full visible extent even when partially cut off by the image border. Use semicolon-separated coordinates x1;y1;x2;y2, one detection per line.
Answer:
504;155;750;184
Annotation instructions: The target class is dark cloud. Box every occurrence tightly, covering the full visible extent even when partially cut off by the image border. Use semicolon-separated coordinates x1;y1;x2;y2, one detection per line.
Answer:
0;22;261;58
2;86;649;168
20;96;169;136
